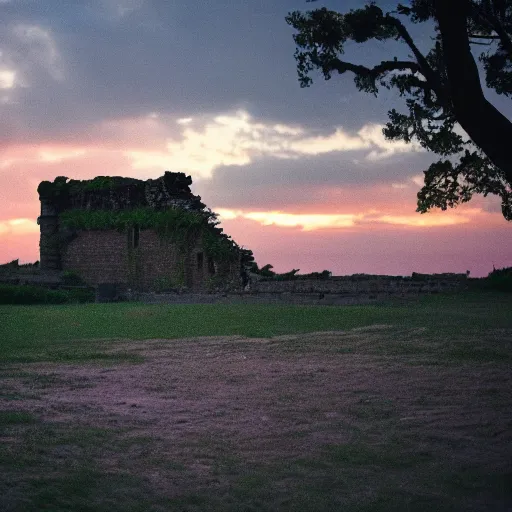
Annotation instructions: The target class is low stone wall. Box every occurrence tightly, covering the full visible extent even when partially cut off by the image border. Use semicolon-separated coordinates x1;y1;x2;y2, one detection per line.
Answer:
0;269;469;305
133;291;382;305
247;274;468;298
134;273;468;305
0;270;62;287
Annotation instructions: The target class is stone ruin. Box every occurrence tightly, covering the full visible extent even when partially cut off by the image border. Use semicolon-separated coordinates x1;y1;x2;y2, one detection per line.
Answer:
37;172;248;294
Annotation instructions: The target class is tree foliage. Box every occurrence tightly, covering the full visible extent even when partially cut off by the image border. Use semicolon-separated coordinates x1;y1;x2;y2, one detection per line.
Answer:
286;0;512;220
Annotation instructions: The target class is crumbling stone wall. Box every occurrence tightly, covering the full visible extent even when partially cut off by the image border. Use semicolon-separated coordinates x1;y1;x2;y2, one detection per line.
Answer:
61;229;241;292
61;231;131;287
38;172;243;292
248;274;467;297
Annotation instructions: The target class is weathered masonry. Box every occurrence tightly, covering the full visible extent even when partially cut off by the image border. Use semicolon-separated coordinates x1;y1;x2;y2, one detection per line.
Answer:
38;172;245;292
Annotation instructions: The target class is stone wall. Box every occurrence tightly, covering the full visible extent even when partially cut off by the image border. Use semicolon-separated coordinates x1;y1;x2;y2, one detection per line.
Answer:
248;274;467;297
61;229;239;292
38;202;60;270
62;231;131;287
129;273;469;305
62;230;207;291
36;172;244;292
37;172;207;272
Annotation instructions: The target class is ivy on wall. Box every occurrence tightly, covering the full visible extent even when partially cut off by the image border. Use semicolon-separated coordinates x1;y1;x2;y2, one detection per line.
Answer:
60;207;239;261
38;173;246;281
38;176;132;203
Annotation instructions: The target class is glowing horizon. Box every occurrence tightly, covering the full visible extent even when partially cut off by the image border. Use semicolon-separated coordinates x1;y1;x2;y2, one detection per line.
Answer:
0;116;510;278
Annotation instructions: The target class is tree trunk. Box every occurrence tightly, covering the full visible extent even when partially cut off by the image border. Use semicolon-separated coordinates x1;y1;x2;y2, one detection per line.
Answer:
434;0;512;185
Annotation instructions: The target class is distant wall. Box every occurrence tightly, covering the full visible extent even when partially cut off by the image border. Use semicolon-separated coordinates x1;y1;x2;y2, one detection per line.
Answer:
248;274;467;297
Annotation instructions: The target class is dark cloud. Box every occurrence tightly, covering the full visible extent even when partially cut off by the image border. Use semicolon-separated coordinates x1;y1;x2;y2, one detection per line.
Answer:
0;0;420;140
195;150;434;210
2;0;511;184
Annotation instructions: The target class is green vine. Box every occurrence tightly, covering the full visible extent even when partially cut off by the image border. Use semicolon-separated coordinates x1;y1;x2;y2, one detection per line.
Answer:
201;228;239;262
38;176;140;201
60;207;239;261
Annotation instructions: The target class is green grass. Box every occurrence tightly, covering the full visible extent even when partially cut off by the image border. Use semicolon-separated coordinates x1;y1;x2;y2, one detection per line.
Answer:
3;419;507;512
0;292;511;511
0;292;511;364
0;410;37;425
0;422;162;512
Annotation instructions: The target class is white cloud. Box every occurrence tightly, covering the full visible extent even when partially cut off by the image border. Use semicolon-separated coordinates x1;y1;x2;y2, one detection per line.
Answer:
272;124;304;136
122;110;423;179
288;128;366;155
374;214;469;227
359;124;421;161
38;148;87;163
390;174;426;190
0;49;22;103
411;175;424;187
0;69;15;89
102;0;146;18
0;158;17;169
0;109;424;189
0;146;89;168
0;218;39;236
234;211;360;230
217;207;473;230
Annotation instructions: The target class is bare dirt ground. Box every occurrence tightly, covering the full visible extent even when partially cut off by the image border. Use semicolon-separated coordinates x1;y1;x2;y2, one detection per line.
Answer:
1;328;512;511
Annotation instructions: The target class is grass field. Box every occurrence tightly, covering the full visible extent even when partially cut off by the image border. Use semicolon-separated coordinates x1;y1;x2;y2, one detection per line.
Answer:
1;292;511;511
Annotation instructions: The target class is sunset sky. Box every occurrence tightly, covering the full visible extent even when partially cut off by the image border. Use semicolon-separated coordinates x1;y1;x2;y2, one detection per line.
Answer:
0;0;510;277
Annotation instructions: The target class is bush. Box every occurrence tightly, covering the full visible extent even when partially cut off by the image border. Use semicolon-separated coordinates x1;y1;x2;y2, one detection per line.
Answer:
487;266;512;293
61;270;85;286
469;267;512;293
0;285;68;305
65;287;96;303
0;284;95;305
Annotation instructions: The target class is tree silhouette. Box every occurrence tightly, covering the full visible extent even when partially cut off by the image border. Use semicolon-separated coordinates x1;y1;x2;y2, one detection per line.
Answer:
286;0;512;219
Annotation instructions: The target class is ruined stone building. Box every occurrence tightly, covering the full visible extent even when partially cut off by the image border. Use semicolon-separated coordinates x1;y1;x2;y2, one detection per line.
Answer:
37;172;247;292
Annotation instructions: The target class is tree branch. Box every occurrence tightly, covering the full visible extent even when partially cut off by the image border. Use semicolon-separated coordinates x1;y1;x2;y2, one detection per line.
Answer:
434;0;512;185
326;58;421;77
470;0;512;57
384;15;449;105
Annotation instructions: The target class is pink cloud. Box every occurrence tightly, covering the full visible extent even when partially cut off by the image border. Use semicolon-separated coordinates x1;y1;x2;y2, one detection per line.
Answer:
222;218;510;277
0;118;509;278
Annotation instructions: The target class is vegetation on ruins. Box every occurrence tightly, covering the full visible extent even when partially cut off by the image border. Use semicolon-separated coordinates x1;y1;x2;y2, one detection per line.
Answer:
486;265;512;291
37;173;204;209
248;262;333;280
286;0;512;220
39;174;241;262
60;208;239;261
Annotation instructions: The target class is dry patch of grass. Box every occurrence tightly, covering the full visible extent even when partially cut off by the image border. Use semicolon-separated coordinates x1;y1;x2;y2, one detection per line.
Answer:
1;327;511;511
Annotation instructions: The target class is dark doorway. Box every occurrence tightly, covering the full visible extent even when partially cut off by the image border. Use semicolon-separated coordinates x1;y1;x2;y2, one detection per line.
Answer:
196;252;204;270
